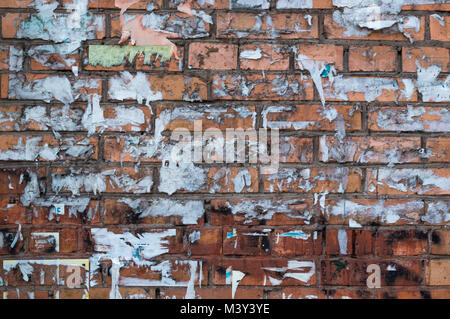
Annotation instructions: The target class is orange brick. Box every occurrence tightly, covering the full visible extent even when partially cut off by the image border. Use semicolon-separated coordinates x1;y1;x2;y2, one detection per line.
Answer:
369;106;450;132
102;198;204;226
367;168;450;195
0;0;35;7
264;168;362;193
213;258;317;286
431;230;450;255
319;136;422;164
0;135;98;161
263;105;361;131
326;229;375;256
273;228;322;256
209;198;320;226
376;230;428;257
186;227;222;256
430;15;450;41
240;44;290;70
189;42;237;70
349;46;397;72
0;197;28;225
223;227;271;256
426;260;450;286
160;287;263;299
403;47;449;72
213;74;314;100
217;12;318;39
279;137;313;163
324;15;425;42
427;138;450;162
28;228;79;254
324;199;424;226
295;44;344;71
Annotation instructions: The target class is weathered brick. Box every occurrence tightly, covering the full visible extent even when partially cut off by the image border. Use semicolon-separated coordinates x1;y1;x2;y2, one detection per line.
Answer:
376;230;428;257
273;228;322;256
321;259;423;286
349;46;397;72
295;44;344;71
431;230;450;255
367;168;450;195
426;259;450;285
326;229;375;256
213;258;317;286
262;105;362;131
264;168;362;193
0;135;98;161
324;15;425;42
320;136;422;164
213;74;314;100
324;199;424;226
369;106;450;132
185;227;222;256
209;198;320;226
216;13;318;39
427;138;450;162
402;47;449;72
430;15;450;41
160;287;264;299
240;44;290;71
189;43;238;70
0;197;28;225
223;227;271;256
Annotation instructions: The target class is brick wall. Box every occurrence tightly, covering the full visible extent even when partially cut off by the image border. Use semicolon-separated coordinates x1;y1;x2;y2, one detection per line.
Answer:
0;0;449;299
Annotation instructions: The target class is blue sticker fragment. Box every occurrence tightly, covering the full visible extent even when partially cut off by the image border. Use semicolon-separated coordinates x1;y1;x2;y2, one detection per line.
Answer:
320;64;331;77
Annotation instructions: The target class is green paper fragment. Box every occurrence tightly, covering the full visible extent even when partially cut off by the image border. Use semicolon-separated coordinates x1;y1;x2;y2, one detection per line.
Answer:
88;45;173;68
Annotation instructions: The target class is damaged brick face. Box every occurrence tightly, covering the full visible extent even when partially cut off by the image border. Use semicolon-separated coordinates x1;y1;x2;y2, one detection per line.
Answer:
0;0;449;300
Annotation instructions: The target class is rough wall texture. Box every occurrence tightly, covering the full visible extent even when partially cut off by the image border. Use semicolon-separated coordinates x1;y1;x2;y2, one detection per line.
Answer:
0;0;449;299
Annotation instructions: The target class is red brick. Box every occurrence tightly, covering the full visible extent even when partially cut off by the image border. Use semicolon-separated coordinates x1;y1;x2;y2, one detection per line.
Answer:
189;43;237;70
209;198;320;226
264;168;362;193
326;229;375;256
268;288;327;299
431;230;450;255
367;168;450;195
273;229;322;256
369;106;450;132
349;46;397;72
213;258;317;286
28;228;79;254
279;137;313;163
213;74;314;100
2;290;49;299
402;47;449;72
295;44;344;71
217;13;318;39
185;227;222;256
430;15;450;41
321;259;423;286
0;197;28;225
376;230;428;257
0;135;98;161
426;259;450;285
223;227;271;256
324;15;425;42
324;199;424;226
240;44;290;70
320;136;422;164
262;105;362;131
160;287;263;299
427;138;450;162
